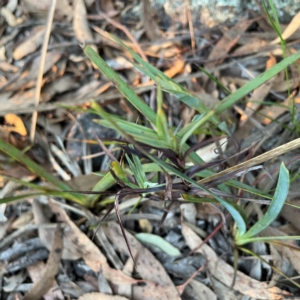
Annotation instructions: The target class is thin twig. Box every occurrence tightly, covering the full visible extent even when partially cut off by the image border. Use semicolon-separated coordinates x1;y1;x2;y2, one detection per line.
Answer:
81;147;119;160
30;0;57;143
177;263;207;295
185;0;195;57
189;221;225;255
92;130;118;163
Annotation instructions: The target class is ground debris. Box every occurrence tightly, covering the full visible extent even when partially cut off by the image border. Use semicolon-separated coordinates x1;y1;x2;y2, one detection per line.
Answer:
1;1;300;299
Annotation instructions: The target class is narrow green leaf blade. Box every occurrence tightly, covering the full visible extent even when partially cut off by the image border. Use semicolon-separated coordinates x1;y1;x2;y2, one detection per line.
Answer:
83;46;157;124
237;162;289;241
129;145;147;185
95;119;170;149
156;83;171;142
135;233;181;256
215;52;300;113
179;114;205;150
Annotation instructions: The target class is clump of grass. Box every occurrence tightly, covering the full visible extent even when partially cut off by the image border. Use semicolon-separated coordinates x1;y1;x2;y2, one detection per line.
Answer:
1;19;300;287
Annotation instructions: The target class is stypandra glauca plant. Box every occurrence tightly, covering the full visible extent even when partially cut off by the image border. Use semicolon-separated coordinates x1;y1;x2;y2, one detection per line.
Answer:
0;31;300;286
80;34;300;286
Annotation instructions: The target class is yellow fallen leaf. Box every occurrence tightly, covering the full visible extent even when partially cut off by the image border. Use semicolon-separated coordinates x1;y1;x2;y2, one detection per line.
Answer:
4;114;27;136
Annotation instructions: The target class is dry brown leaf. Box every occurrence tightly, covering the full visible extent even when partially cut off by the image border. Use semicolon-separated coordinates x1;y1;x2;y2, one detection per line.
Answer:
163;59;185;78
221;76;249;88
32;200;82;260
146;41;174;54
210;275;244;299
239;82;273;126
27;261;64;300
73;0;95;49
48;200;138;285
13;26;46;60
271;12;300;44
5;51;62;93
3;89;37;111
103;222;181;300
256;92;297;125
42;76;80;100
78;293;129;300
278;223;300;236
10;211;33;229
153;46;180;58
223;75;299;95
0;164;34;179
261;226;300;275
59;80;103;102
23;224;63;300
115;257;134;299
181;222;291;299
23;0;72;21
143;0;163;41
266;53;277;69
223;25;257;44
268;245;287;289
188;279;217;300
0;61;19;73
100;0;118;15
100;0;114;11
0;217;14;241
206;19;255;69
232;39;267;56
4;114;27;136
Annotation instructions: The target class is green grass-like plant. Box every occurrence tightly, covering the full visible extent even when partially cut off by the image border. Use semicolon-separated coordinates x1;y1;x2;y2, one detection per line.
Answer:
0;26;300;287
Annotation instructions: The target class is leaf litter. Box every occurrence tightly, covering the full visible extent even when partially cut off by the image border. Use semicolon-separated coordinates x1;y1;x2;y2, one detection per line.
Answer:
1;0;300;299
